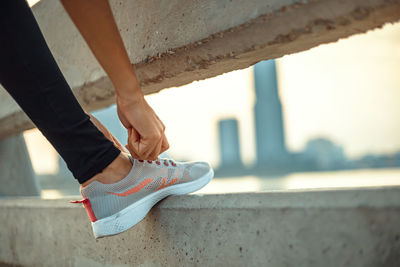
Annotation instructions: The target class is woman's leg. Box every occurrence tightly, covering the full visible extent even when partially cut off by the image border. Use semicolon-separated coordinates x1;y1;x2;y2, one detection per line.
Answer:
0;0;122;184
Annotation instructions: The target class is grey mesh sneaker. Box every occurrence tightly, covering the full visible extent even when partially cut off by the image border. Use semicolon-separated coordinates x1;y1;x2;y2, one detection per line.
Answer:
71;156;213;238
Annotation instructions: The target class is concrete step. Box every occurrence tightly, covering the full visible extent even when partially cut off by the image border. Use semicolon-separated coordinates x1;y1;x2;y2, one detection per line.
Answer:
1;187;399;266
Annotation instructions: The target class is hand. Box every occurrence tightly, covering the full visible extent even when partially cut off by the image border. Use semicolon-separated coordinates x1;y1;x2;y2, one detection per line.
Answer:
116;92;169;160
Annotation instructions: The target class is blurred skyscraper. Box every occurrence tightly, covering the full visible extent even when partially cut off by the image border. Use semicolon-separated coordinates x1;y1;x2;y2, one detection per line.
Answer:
254;60;288;166
218;118;242;168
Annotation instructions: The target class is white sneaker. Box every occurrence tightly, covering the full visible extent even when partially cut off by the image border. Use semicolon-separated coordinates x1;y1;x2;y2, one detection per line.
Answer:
71;156;213;238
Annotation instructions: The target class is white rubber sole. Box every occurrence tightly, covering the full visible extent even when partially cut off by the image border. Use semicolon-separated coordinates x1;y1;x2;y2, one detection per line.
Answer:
92;169;214;238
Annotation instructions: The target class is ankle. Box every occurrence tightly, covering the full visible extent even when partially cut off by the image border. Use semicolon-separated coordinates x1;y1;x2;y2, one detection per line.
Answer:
82;152;133;187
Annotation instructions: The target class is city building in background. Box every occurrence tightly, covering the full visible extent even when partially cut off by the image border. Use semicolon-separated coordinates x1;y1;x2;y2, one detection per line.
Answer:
217;118;245;175
302;138;347;171
215;59;400;177
254;60;288;168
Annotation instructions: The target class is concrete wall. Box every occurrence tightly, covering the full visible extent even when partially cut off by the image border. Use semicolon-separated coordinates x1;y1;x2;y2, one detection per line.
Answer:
1;0;400;139
0;135;39;197
1;187;399;266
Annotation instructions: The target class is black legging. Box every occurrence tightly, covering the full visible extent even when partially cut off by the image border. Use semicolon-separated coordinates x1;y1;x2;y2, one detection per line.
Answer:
0;0;120;184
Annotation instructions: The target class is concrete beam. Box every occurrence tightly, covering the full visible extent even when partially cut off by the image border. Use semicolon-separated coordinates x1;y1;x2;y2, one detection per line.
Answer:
1;187;400;266
1;0;400;139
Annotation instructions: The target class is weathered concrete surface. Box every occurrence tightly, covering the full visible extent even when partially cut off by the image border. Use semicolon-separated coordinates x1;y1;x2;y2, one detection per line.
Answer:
0;187;399;266
0;134;40;197
0;0;400;139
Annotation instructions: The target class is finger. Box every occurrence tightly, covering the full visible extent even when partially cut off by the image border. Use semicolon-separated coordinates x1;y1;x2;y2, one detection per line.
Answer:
128;128;141;157
147;137;163;160
131;129;161;161
125;129;133;153
125;145;139;159
138;123;165;159
130;128;140;151
140;134;161;160
126;143;140;159
126;144;140;159
160;134;170;154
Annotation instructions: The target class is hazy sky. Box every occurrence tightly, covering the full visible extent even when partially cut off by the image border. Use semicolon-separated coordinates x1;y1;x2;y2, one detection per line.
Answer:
278;22;400;158
25;23;400;173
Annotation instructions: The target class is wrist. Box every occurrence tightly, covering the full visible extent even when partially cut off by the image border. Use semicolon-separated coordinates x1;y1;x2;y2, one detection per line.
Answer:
113;70;142;97
115;82;143;102
116;89;144;108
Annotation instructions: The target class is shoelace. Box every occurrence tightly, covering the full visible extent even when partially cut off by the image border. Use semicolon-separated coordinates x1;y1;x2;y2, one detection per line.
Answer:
137;158;177;167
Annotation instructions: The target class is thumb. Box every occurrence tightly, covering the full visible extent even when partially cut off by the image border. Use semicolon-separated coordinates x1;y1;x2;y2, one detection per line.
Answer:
117;106;131;130
128;127;141;155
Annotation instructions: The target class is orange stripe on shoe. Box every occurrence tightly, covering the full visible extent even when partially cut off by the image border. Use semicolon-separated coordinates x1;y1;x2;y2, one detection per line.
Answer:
106;178;153;197
155;178;166;191
167;178;178;187
156;177;178;191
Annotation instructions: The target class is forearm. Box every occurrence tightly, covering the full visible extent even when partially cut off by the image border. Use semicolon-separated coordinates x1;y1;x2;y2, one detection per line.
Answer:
60;0;141;98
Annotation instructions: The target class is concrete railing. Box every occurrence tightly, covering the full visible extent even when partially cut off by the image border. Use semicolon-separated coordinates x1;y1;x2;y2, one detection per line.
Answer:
1;187;400;266
1;0;400;139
